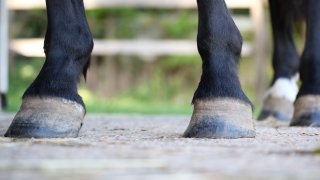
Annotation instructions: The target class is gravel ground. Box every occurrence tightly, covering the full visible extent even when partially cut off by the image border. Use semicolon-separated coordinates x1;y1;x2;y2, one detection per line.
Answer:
0;113;319;180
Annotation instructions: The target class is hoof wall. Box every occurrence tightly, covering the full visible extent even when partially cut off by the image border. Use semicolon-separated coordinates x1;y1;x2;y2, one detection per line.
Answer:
183;117;256;138
258;97;293;122
258;110;291;122
183;99;255;139
5;97;85;138
291;112;320;127
291;96;320;127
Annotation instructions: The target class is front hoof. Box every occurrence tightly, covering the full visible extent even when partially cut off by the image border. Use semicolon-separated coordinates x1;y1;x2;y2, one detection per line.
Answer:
183;99;255;139
5;97;85;138
290;95;320;127
258;97;293;122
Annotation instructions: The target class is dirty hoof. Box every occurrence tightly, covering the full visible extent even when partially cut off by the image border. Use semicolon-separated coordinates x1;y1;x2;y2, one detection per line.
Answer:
5;97;85;138
258;97;294;121
183;98;255;139
290;95;320;127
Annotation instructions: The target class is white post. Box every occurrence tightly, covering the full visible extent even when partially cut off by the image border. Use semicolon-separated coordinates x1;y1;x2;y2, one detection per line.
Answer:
0;0;9;110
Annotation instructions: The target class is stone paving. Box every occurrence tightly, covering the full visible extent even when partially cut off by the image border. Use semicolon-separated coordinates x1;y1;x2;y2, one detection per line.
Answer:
0;113;319;179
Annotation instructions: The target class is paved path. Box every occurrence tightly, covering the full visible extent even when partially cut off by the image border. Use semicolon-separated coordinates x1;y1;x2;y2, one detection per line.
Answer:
0;113;319;179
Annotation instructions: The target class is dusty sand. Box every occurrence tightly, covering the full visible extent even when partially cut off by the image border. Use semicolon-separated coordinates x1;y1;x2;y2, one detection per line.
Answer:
0;113;319;179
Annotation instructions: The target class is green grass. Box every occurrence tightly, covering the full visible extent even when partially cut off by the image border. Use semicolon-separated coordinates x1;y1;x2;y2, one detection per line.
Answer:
6;55;265;117
6;58;44;112
6;56;196;114
82;92;193;114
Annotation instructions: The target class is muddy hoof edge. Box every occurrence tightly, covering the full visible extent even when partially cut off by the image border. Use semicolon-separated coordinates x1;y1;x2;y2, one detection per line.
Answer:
258;97;293;122
183;98;255;139
290;95;320;127
5;97;85;138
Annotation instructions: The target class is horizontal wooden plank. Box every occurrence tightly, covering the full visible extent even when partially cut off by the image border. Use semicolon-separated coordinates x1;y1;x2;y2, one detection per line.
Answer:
10;38;253;58
8;0;255;10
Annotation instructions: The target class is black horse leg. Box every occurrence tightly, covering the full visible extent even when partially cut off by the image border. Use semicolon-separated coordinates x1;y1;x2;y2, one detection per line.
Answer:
5;0;93;138
291;0;320;127
258;0;302;122
183;0;255;138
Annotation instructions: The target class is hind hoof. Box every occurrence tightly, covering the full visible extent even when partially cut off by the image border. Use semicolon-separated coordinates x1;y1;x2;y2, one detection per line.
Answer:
183;98;255;139
5;97;85;138
291;95;320;127
258;97;293;122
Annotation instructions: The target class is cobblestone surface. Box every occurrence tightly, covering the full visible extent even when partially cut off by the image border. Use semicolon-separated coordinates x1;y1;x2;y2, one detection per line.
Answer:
0;113;319;179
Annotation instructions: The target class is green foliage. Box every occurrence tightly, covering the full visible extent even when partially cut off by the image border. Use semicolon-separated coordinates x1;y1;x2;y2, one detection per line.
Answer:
7;57;44;112
7;55;261;115
13;10;47;38
161;11;197;38
7;56;196;114
9;8;262;115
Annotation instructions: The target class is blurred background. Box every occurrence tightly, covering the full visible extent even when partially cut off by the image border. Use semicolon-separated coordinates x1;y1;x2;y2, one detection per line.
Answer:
0;0;305;117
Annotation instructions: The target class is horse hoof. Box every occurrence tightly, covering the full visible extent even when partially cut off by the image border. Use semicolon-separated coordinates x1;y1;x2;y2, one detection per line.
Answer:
183;98;255;139
4;97;85;138
290;95;320;127
258;97;294;121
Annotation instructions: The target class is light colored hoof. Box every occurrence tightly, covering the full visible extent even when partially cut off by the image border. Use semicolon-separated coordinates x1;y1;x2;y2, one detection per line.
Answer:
183;98;255;139
258;97;294;121
5;97;85;138
291;95;320;127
